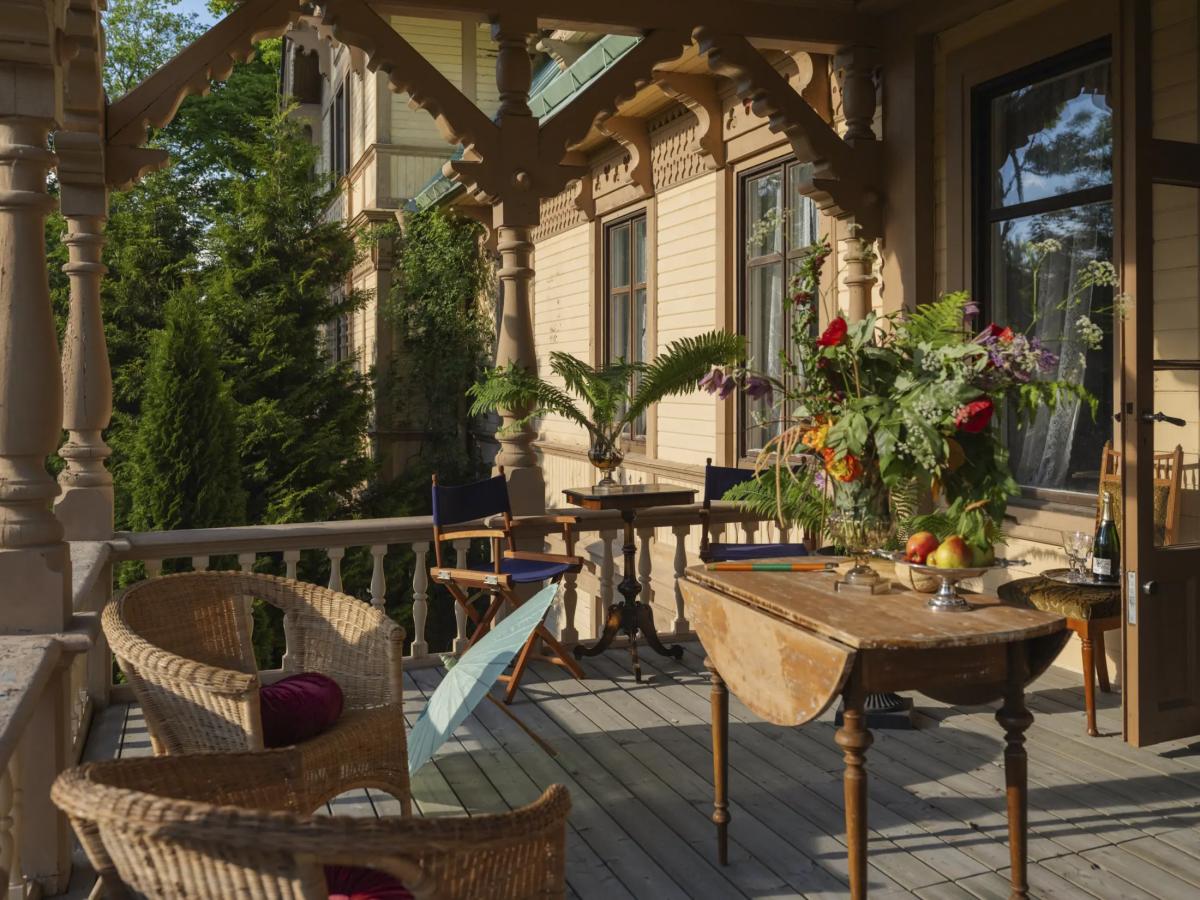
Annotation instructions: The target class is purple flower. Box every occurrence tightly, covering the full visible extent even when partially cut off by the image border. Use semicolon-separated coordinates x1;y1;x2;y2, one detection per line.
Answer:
699;367;723;394
1038;348;1060;373
813;469;828;491
962;298;980;321
745;375;773;402
718;374;738;400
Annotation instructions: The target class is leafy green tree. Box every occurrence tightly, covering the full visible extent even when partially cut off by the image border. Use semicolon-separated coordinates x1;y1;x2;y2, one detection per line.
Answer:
204;111;374;525
102;0;204;98
128;285;245;534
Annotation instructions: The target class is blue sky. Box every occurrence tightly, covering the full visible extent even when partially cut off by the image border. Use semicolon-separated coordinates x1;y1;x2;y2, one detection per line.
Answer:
175;0;217;27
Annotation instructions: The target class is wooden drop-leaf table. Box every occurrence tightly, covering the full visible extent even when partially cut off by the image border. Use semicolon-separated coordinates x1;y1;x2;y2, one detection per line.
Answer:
679;565;1069;900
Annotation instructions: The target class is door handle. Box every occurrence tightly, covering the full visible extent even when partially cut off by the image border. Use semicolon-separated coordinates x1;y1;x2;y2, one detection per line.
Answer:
1142;580;1157;596
1141;411;1186;427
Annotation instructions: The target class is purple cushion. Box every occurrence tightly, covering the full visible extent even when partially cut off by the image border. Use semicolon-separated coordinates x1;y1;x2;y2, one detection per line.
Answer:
259;673;344;748
325;866;414;900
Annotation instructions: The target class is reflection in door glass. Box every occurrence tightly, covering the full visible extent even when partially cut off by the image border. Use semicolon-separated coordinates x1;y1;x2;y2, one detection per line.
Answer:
1152;184;1200;547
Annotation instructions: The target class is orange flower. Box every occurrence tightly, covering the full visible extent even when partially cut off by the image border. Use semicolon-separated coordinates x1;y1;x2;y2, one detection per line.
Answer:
822;448;862;483
800;419;830;451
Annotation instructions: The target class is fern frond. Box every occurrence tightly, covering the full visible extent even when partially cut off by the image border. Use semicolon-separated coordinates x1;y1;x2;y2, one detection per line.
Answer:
622;331;743;429
467;364;595;436
902;292;972;346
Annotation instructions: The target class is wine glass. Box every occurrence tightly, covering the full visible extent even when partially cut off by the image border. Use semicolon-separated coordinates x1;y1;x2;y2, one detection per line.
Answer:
1061;530;1092;582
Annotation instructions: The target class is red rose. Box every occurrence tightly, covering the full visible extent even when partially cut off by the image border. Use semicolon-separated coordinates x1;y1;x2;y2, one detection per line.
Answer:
817;317;848;348
954;398;994;434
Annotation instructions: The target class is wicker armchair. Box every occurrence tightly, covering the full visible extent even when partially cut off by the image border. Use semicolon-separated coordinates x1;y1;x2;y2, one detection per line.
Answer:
102;571;410;813
52;750;571;900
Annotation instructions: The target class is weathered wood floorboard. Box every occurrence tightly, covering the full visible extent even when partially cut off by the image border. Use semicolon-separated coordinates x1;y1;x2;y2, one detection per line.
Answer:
84;642;1200;899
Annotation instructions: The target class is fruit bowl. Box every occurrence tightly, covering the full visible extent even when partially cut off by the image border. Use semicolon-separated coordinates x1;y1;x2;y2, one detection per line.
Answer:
892;559;941;594
903;562;998;611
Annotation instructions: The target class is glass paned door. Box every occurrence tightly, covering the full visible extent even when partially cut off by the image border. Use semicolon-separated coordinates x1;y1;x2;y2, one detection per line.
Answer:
975;46;1115;497
1124;0;1200;748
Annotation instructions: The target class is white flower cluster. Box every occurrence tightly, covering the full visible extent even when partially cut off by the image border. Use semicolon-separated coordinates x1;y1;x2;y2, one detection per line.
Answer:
1026;238;1063;258
1079;259;1119;289
1075;315;1105;350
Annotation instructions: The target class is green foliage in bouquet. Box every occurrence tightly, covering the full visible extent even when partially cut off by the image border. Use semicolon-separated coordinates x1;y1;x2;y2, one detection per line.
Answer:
703;241;1104;549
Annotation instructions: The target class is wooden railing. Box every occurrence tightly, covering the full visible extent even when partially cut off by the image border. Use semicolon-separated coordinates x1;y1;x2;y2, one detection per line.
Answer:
105;502;768;665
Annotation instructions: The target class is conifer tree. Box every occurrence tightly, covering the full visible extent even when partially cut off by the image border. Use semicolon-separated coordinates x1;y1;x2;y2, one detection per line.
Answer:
204;112;374;525
128;286;245;534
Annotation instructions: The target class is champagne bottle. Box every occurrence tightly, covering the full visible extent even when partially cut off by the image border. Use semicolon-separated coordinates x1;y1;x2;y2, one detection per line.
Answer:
1092;490;1120;584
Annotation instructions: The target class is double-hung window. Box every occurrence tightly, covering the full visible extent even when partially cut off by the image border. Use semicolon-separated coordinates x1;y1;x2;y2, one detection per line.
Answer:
740;159;820;457
331;80;350;180
604;213;648;442
972;41;1114;496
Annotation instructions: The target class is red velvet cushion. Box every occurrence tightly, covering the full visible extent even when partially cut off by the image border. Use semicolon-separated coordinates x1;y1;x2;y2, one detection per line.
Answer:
325;865;414;900
259;673;344;748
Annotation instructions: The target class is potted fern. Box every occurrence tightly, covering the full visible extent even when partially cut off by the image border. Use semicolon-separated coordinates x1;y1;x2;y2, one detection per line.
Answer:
468;331;743;485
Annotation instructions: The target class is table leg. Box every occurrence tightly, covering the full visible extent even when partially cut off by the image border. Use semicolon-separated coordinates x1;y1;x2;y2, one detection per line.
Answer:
573;509;682;676
836;679;872;899
706;658;729;865
997;643;1033;900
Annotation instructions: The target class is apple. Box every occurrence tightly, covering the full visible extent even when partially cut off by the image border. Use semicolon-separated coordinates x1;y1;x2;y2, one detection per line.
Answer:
905;531;940;564
972;544;996;567
930;535;972;568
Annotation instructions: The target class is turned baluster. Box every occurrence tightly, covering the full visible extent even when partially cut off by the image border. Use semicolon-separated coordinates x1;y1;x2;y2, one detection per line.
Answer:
671;524;690;635
283;549;300;581
410;541;430;657
560;524;580;645
326;547;344;592
598;529;617;636
238;552;255;574
191;555;209;572
144;559;162;578
369;544;387;610
637;525;654;606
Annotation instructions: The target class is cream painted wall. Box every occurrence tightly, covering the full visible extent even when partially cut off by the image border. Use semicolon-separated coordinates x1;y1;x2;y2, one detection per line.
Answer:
531;224;592;449
655;173;720;466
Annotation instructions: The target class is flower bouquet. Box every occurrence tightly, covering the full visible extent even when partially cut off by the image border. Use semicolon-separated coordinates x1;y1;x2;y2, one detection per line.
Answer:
704;241;1101;563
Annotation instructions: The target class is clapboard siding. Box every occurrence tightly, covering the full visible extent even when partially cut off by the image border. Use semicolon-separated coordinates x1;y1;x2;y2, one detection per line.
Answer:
475;25;501;118
388;152;450;201
534;224;592;448
1152;0;1199;142
389;17;462;149
655;175;719;466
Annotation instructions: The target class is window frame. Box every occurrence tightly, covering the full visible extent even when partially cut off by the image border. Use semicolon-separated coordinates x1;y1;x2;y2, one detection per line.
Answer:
331;79;350;180
602;210;649;445
970;38;1116;504
737;156;819;461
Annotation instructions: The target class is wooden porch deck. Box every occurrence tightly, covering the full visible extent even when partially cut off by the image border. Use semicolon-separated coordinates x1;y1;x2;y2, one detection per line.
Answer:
80;642;1200;899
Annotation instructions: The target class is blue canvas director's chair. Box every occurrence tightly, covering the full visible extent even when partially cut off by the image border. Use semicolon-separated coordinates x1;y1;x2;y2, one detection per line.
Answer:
430;468;585;704
699;459;811;562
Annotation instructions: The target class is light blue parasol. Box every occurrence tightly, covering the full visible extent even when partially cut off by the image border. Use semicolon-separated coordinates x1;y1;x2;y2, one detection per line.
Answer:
408;582;559;775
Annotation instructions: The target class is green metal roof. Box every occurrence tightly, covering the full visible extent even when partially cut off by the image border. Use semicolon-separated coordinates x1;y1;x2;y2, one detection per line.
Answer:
411;34;642;212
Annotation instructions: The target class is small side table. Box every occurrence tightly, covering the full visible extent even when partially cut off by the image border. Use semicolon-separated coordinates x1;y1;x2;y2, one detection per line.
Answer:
564;483;696;680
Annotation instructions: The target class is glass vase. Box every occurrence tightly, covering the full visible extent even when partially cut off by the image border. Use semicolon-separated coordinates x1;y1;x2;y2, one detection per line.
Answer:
826;473;893;588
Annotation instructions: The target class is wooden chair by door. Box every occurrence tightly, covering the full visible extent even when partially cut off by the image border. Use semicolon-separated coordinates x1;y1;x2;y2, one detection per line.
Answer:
430;468;585;703
999;442;1183;736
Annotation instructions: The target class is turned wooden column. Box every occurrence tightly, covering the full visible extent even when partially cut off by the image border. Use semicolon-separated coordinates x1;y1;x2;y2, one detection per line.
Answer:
56;205;113;540
489;12;545;515
834;46;880;322
0;30;75;890
841;230;878;322
0;116;70;629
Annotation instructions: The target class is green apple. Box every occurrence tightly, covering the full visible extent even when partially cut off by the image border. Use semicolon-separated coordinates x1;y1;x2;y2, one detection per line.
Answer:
930;535;972;568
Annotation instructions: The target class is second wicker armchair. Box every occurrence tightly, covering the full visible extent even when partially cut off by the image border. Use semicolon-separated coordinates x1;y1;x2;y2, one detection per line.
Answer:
102;571;411;813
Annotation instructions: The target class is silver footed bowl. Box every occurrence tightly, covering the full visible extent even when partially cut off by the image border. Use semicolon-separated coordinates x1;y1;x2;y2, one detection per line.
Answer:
902;562;1000;612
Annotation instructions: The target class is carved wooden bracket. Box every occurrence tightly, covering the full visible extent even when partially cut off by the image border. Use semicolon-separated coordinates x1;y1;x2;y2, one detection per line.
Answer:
572;171;596;220
598;115;653;197
653;69;726;169
538;29;691;176
319;0;499;158
105;0;302;177
694;28;882;241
